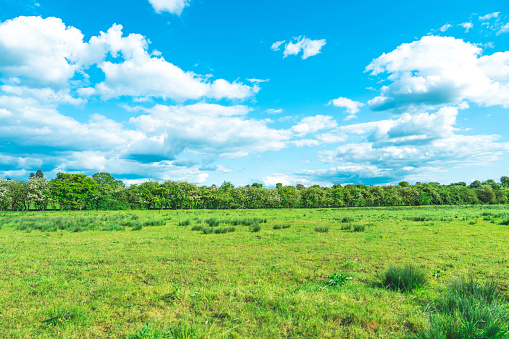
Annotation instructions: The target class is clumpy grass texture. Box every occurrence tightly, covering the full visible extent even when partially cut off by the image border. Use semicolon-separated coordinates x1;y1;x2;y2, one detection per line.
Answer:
412;277;509;339
1;205;509;338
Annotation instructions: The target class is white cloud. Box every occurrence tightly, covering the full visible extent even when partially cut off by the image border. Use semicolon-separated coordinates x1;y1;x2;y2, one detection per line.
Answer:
0;17;258;102
291;115;337;137
498;23;509;35
148;0;190;15
129;103;291;160
439;23;452;32
283;36;326;59
266;108;283;114
366;35;509;112
247;78;269;84
309;103;509;185
460;22;473;32
329;96;365;118
82;24;258;101
261;174;309;187
271;40;285;51
479;12;500;21
0;16;91;88
292;139;320;147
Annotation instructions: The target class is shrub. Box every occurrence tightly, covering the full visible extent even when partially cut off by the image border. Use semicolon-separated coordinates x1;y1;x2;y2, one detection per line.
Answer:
178;219;191;226
500;219;509;226
315;226;329;233
381;264;427;292
412;277;508;339
282;224;290;229
191;225;203;232
353;224;365;232
273;224;282;230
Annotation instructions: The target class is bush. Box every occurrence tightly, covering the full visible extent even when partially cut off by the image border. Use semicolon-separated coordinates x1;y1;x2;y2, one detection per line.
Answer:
500;219;509;226
381;264;427;292
191;225;203;231
412;277;509;339
315;226;329;233
353;224;365;232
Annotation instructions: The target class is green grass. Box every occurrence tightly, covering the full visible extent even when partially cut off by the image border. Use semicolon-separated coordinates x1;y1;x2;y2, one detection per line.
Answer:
412;277;509;338
1;205;509;337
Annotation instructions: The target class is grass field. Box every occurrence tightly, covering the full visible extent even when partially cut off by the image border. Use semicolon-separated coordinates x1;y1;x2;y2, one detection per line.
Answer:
1;205;509;338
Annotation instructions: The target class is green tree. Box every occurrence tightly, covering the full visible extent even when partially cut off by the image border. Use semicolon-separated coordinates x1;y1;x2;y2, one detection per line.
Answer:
49;173;98;210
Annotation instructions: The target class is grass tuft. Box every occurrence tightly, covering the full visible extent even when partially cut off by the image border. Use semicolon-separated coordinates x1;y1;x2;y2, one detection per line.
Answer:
381;264;427;292
353;224;365;232
315;226;329;233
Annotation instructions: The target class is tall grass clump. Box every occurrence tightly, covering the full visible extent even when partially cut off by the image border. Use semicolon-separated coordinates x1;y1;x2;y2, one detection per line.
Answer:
341;216;354;223
250;223;261;232
315;226;329;233
412;277;509;339
178;219;191;226
204;218;220;227
273;224;290;230
381;264;427;292
353;224;365;232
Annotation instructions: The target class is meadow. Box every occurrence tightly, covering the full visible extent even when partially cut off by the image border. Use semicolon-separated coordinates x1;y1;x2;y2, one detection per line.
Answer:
0;205;508;338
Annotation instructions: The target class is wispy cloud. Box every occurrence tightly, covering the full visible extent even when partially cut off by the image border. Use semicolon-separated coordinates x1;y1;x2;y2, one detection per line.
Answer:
272;36;326;59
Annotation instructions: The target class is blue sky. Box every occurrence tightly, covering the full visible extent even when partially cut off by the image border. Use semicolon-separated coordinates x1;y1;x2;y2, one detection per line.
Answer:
1;0;509;186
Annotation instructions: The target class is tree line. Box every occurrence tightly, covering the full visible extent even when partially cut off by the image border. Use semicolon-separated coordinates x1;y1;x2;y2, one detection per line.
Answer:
0;171;508;211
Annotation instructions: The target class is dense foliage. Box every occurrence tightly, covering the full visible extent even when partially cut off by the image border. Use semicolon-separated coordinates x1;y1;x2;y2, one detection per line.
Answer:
0;172;508;210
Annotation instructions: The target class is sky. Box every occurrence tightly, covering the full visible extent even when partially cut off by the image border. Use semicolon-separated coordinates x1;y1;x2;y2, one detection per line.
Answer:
0;0;509;187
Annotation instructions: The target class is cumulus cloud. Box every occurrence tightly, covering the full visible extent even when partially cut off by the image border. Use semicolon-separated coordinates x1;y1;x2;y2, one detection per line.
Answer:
291;115;337;137
329;97;365;119
0;16;281;182
0;17;258;102
129;103;291;160
0;16;91;88
304;104;509;185
272;36;326;59
366;35;509;112
148;0;190;15
81;24;258;101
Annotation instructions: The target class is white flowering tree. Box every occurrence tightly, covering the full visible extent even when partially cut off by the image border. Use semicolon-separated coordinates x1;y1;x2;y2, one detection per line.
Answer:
26;177;50;210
